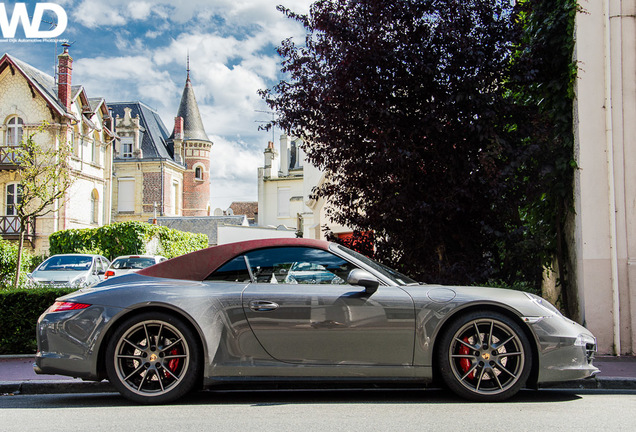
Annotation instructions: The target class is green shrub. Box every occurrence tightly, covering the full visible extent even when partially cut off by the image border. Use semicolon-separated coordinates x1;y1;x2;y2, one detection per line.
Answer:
0;287;76;354
0;238;35;288
49;221;208;260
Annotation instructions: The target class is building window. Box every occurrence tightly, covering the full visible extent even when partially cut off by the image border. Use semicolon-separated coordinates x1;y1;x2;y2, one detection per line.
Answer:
121;137;133;158
118;179;135;212
6;183;22;215
6;116;24;146
93;132;100;164
277;187;291;217
172;181;179;216
90;189;99;224
195;166;203;180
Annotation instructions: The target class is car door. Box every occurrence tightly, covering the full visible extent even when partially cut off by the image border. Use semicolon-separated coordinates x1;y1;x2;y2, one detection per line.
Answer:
240;246;415;366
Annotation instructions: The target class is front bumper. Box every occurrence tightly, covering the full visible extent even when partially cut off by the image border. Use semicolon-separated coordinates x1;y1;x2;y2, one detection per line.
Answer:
530;315;599;384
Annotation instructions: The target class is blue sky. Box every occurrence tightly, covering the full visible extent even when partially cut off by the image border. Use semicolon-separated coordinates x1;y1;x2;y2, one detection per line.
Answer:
1;0;313;209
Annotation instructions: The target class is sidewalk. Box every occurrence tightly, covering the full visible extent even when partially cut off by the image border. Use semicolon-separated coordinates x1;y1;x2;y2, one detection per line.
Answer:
0;355;113;395
1;355;635;395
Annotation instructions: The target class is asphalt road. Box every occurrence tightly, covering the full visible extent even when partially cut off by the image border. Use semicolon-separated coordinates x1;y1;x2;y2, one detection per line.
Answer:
1;388;636;431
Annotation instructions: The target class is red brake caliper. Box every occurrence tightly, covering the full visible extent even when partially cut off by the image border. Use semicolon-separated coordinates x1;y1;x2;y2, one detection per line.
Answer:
459;337;475;379
167;349;180;374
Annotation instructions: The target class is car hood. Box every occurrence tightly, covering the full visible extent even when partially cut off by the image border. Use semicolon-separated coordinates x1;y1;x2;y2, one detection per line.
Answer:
31;270;87;282
401;284;562;319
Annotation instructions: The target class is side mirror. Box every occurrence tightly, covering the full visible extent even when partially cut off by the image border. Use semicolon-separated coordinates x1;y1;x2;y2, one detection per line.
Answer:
347;269;380;294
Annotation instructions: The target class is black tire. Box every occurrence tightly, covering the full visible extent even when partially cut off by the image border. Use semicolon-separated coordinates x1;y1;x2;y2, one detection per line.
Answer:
105;311;201;404
437;310;532;402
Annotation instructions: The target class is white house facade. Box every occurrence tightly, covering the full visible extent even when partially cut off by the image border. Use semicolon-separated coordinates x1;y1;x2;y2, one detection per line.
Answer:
573;0;636;354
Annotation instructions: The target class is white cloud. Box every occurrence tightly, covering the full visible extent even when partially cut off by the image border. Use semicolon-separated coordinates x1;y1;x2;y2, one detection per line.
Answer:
72;0;313;30
73;56;178;108
209;135;262;209
72;0;128;28
127;2;152;20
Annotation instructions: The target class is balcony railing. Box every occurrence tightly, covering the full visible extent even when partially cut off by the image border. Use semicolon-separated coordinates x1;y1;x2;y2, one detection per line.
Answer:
0;146;19;169
0;216;36;245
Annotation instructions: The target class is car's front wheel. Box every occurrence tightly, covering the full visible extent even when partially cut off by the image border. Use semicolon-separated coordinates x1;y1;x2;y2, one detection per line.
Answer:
105;312;201;404
437;310;532;402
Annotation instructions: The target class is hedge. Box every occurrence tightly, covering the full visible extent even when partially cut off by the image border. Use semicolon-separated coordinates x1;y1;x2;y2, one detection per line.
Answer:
49;221;208;260
0;287;76;354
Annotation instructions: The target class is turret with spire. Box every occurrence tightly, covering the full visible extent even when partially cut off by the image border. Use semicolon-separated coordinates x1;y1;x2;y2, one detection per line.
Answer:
170;55;213;216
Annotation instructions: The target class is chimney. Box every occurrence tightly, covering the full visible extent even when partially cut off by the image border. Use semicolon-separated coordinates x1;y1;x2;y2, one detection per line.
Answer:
279;134;290;177
57;43;73;111
264;141;274;170
174;116;184;139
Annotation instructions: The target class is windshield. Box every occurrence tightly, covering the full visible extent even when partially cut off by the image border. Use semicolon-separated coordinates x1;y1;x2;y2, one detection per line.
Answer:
333;244;419;286
38;256;92;271
111;257;156;270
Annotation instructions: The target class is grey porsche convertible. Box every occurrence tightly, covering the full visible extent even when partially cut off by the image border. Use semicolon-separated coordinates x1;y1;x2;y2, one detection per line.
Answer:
35;238;598;404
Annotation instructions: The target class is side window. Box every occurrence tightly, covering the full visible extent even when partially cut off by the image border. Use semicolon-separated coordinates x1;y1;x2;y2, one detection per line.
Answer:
245;247;357;284
206;256;251;283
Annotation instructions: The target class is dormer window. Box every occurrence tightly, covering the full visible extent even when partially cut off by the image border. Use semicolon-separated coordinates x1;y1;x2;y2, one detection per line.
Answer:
121;136;133;158
6;116;24;146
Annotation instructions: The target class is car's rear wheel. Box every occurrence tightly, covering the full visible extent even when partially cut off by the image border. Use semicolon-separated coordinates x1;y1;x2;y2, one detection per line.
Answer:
437;310;532;402
105;312;201;404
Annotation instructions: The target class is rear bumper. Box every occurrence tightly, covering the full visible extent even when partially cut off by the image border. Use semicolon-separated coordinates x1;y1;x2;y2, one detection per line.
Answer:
35;304;124;380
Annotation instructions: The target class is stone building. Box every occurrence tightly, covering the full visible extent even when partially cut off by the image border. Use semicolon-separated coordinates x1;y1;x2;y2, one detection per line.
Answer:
109;67;213;222
0;47;113;253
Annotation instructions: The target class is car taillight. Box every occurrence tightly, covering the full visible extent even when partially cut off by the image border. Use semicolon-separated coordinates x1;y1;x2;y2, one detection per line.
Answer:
104;270;115;279
49;302;91;312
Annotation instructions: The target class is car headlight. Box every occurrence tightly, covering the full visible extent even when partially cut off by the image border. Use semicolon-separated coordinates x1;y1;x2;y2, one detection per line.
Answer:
71;275;87;287
574;333;596;347
524;292;563;316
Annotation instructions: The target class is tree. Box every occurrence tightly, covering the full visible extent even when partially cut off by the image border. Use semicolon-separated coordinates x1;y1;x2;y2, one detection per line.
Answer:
12;124;75;288
261;0;552;287
508;0;579;317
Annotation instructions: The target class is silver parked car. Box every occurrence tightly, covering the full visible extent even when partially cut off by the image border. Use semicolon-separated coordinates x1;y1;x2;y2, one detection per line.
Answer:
35;238;598;404
104;255;167;279
28;254;110;288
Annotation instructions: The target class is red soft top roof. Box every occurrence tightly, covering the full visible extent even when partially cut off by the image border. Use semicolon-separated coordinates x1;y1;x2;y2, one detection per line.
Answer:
136;238;331;281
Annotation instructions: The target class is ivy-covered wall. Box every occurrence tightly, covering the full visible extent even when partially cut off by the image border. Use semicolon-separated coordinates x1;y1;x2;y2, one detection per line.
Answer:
49;221;208;260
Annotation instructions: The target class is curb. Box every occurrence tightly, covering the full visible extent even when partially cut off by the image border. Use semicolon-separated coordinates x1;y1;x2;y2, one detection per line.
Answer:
2;378;635;396
541;376;636;391
0;380;114;395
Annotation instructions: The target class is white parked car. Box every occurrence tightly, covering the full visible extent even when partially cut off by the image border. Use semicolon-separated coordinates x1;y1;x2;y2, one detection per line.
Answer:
28;254;111;288
104;255;167;279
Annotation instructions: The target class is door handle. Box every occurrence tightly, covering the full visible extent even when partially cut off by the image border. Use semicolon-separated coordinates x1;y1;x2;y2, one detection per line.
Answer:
249;300;279;312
